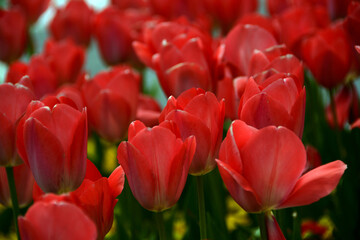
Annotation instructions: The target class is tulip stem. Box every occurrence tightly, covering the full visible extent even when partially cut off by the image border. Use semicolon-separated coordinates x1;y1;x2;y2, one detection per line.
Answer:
155;211;166;240
6;167;21;240
257;212;268;240
196;176;207;240
329;89;346;158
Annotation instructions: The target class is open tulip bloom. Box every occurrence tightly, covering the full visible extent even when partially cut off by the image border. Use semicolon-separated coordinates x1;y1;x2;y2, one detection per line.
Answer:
216;120;346;239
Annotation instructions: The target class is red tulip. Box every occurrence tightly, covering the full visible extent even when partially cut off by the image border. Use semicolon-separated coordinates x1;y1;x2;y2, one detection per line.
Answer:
344;1;360;45
304;145;322;173
136;94;162;127
0;81;35;166
223;24;277;77
111;0;148;9
0;9;27;63
82;66;140;142
18;200;97;240
301;23;352;89
6;57;58;99
274;6;330;56
238;76;306;137
325;84;359;128
49;0;94;46
43;39;85;85
0;163;34;207
133;20;215;97
159;88;225;175
117;120;196;211
10;0;50;24
16;101;88;193
216;120;346;237
301;220;328;239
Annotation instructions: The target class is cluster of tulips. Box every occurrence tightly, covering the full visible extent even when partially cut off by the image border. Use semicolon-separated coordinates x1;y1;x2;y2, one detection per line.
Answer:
1;0;360;239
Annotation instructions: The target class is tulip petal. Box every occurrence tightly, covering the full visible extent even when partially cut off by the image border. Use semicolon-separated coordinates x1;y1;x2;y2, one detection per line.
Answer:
278;160;347;209
128;120;147;141
216;159;261;212
108;165;125;198
241;126;306;209
265;212;286;240
0;113;14;166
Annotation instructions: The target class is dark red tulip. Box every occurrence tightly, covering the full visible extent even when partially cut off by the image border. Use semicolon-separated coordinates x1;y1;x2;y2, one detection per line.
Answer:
117;120;196;211
304;145;322;173
0;9;27;63
111;0;148;9
82;66;140;142
159;88;225;175
19;200;97;240
43;39;85;85
344;1;360;45
217;120;346;238
301;23;352;89
301;220;328;239
6;56;57;99
275;6;330;56
133;20;215;97
10;0;50;24
238;76;306;137
325;84;359;128
136;94;162;127
0;163;34;207
49;0;94;46
17;101;88;193
0;81;35;166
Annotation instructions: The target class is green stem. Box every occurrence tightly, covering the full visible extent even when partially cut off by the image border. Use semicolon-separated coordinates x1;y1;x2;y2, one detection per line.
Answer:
93;133;104;173
196;176;207;240
257;212;268;240
292;211;301;240
155;211;166;240
6;167;21;240
26;28;35;57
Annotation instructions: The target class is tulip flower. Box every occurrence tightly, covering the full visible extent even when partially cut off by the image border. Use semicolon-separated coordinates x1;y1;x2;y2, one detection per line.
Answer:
345;1;360;45
238;76;306;137
49;0;94;46
43;39;85;85
0;81;35;166
159;88;225;175
6;56;58;99
82;66;140;142
0;163;34;207
117;120;196;212
301;22;352;89
0;9;27;63
16;101;88;193
216;120;346;238
18;200;97;240
10;0;50;24
133;20;215;97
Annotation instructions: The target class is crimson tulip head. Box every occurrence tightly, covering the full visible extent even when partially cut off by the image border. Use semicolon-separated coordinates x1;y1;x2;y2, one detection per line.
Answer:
0;8;27;63
301;23;352;89
136;94;162;127
216;120;346;213
19;200;97;240
117;120;196;212
16;101;88;193
345;1;360;45
159;88;225;175
82;66;140;142
238;76;306;137
0;82;35;166
0;163;34;207
133;20;215;97
49;0;94;47
10;0;50;24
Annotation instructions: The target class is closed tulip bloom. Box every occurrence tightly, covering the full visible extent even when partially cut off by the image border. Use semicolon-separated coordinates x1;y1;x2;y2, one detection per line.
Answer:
82;66;140;142
301;23;352;89
216;120;346;238
49;0;94;46
0;163;34;207
0;9;27;63
159;88;225;175
117;120;196;212
18;200;97;240
0;82;35;166
136;94;162;127
10;0;49;24
17;101;88;193
238;76;306;137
